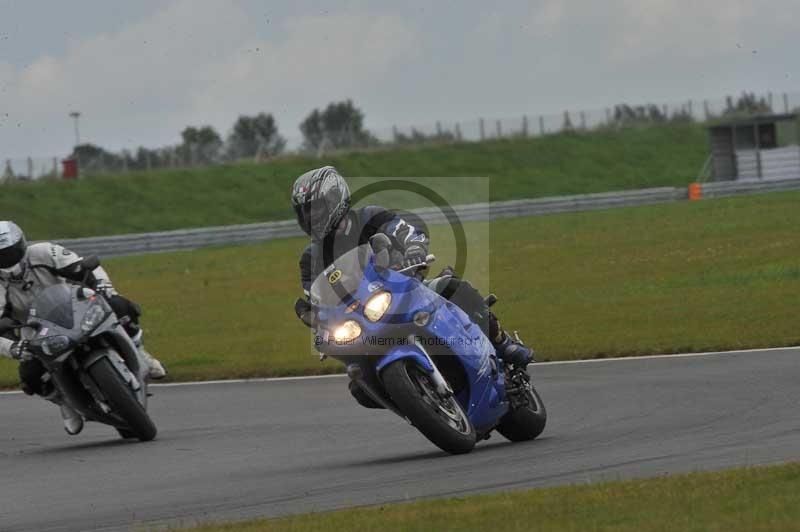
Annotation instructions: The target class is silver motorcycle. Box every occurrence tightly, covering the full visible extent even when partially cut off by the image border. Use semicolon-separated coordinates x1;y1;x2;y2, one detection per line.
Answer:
19;265;156;441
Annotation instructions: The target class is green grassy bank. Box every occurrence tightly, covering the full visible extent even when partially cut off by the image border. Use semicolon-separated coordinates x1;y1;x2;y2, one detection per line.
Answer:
2;124;707;239
182;462;800;532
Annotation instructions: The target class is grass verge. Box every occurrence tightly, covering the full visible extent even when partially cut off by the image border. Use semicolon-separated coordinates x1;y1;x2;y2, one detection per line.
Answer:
181;462;800;531
1;190;797;387
2;124;707;239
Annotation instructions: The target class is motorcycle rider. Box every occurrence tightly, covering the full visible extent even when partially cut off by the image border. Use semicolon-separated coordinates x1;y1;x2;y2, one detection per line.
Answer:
291;166;534;408
0;221;167;434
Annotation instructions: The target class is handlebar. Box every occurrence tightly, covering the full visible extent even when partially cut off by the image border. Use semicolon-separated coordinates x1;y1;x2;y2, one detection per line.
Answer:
395;254;436;274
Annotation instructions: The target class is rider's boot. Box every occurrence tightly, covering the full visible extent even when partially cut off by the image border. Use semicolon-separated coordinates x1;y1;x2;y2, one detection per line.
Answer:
59;404;85;435
493;331;534;368
489;312;534;368
43;390;84;435
132;330;167;380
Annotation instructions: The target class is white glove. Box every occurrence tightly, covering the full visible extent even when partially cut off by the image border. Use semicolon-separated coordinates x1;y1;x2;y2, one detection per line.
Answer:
10;340;33;362
95;279;115;297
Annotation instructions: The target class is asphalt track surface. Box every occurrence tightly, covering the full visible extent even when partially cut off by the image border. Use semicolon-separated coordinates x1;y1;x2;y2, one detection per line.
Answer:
1;347;798;531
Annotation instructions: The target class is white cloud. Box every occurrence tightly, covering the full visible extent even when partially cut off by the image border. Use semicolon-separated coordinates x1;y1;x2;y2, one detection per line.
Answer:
191;12;419;128
0;0;419;156
520;0;796;64
611;0;757;62
1;0;798;159
529;0;565;36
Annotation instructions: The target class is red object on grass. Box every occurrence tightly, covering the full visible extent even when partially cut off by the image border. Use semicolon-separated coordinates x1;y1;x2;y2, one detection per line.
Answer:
62;159;78;179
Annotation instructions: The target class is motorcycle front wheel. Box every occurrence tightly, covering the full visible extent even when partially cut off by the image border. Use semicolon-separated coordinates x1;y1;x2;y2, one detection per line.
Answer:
89;358;157;442
382;359;476;455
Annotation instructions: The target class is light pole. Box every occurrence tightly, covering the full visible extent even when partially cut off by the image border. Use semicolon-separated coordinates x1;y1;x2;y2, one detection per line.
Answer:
69;111;81;147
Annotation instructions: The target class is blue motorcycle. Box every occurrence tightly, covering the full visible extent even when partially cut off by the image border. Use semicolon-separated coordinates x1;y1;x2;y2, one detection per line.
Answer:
306;236;546;454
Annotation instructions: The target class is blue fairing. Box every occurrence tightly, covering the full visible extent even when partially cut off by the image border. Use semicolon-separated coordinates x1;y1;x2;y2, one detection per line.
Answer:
420;298;507;430
313;249;510;433
375;345;433;374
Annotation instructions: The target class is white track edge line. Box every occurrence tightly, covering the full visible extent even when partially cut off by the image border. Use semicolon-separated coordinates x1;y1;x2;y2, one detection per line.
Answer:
1;345;797;396
537;345;799;365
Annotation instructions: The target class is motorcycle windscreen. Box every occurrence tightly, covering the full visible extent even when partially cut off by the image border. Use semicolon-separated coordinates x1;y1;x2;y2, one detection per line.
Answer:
30;283;75;329
309;244;372;308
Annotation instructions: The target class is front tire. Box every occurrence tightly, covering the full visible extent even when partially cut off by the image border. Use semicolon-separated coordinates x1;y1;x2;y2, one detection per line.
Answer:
382;360;476;455
116;428;136;439
89;358;157;442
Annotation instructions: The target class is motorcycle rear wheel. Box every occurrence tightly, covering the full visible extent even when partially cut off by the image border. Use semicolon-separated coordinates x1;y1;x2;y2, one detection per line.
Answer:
496;383;547;442
382;360;476;455
89;358;157;442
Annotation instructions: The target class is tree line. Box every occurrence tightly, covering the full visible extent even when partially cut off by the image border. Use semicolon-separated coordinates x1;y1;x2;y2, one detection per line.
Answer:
71;92;792;173
72;100;375;172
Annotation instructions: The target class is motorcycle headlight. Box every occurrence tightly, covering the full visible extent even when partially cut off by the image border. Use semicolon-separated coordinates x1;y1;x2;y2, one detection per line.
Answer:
333;320;362;343
81;305;108;332
363;291;391;322
41;335;71;356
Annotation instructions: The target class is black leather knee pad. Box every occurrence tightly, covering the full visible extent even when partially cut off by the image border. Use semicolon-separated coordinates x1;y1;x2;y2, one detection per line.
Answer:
18;359;45;396
428;274;492;334
107;295;142;336
449;280;491;334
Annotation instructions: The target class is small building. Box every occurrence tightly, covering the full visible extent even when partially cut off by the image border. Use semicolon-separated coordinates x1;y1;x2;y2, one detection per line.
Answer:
708;113;800;181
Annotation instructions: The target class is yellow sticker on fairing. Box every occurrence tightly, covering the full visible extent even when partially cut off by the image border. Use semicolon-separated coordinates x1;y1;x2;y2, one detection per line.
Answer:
328;269;342;284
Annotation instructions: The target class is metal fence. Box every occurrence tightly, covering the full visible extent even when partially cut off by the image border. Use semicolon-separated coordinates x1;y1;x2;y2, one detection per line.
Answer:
5;91;800;181
291;91;800;151
53;177;800;258
1;157;62;182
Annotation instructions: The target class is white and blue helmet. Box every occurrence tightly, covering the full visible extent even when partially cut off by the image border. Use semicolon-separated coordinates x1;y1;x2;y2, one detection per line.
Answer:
0;221;26;270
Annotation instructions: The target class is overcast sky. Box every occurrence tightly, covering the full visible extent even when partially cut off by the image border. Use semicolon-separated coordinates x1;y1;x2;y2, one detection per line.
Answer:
1;0;798;158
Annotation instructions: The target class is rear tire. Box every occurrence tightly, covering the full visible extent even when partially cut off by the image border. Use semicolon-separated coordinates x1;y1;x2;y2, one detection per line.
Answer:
89;358;157;442
496;384;547;442
382;360;476;454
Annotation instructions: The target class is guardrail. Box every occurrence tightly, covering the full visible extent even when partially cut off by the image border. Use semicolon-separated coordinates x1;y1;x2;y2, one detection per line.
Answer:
55;177;799;258
700;177;800;198
57;220;302;258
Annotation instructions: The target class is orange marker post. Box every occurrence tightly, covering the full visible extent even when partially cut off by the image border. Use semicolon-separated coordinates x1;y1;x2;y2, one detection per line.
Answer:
688;182;702;201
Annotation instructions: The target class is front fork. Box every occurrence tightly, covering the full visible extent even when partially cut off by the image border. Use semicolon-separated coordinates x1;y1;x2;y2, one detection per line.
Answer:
410;336;453;397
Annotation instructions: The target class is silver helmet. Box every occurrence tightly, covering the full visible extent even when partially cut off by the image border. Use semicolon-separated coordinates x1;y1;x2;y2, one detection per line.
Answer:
0;221;26;270
291;166;351;241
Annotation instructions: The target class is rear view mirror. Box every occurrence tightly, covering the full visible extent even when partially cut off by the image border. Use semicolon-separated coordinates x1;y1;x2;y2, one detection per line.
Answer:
369;233;391;253
375;249;390;270
81;255;101;271
370;234;392;270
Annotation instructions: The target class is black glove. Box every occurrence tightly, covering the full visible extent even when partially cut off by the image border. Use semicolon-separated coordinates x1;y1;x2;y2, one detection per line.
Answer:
403;244;427;268
10;340;32;361
294;298;317;328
